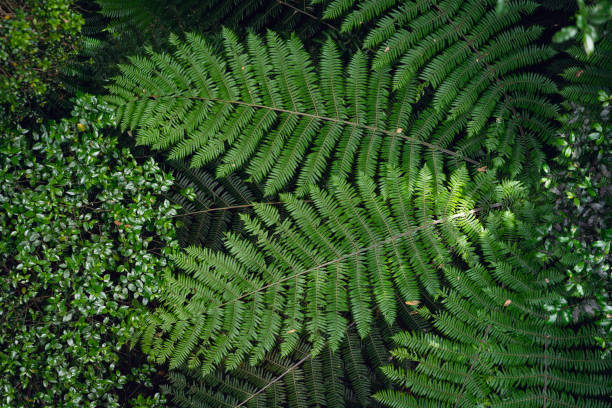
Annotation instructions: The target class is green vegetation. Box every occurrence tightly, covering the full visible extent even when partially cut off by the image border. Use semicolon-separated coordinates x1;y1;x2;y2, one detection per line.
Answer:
1;1;610;407
0;0;83;121
539;35;612;350
553;0;612;55
0;96;176;407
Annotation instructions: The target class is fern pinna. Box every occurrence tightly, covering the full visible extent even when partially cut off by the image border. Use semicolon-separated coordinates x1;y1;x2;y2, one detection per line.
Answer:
317;0;560;179
373;204;612;407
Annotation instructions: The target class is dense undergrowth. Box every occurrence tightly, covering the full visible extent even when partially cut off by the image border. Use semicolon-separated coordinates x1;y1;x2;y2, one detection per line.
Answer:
0;0;610;407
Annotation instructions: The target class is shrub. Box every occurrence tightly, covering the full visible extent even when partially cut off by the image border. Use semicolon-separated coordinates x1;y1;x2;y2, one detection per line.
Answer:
0;95;177;407
539;93;611;350
0;0;83;121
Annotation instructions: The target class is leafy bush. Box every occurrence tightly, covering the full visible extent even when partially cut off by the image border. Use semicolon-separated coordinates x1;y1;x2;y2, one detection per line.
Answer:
539;93;611;350
0;95;177;407
0;0;83;121
553;0;612;55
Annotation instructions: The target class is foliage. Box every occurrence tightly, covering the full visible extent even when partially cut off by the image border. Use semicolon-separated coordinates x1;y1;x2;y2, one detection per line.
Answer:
94;0;330;43
0;95;177;407
0;0;83;121
163;318;404;408
141;164;522;375
317;0;562;180
373;203;612;407
165;160;261;250
107;3;559;193
559;33;612;109
6;0;610;406
537;32;612;352
540;99;611;351
99;2;610;406
62;1;344;114
553;0;612;55
59;8;148;107
106;29;427;196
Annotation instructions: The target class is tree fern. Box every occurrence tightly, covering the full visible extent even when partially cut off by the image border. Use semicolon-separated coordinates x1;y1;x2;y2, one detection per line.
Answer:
106;29;482;196
140;165;525;375
318;0;559;180
373;204;612;407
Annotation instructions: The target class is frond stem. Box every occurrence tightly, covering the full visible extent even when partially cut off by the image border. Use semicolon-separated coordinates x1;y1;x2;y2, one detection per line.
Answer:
171;201;303;217
146;93;482;166
235;354;310;407
454;324;491;407
234;322;356;407
276;0;339;32
214;202;502;310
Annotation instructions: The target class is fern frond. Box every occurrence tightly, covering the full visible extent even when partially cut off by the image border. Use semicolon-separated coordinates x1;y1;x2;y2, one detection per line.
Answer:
144;167;519;373
374;206;611;407
107;30;484;196
318;0;558;182
560;36;612;109
96;0;329;41
165;160;261;249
